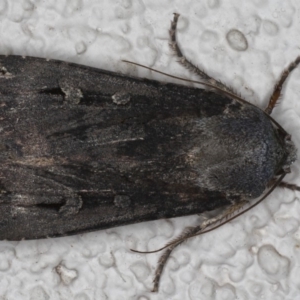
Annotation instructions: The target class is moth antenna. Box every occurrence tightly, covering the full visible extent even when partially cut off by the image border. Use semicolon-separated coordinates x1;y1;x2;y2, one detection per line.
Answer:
131;209;236;255
122;60;247;103
130;212;231;255
130;247;165;254
122;59;207;85
131;226;204;254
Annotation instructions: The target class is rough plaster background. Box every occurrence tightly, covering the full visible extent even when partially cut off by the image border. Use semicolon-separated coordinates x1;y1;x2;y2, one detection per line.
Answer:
0;0;300;299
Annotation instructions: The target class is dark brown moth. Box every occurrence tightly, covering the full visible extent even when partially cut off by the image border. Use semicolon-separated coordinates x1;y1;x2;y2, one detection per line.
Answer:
0;14;299;291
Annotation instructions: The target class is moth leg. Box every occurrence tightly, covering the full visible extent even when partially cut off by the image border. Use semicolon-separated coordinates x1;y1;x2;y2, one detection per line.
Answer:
152;225;200;292
277;181;300;191
265;56;300;114
169;13;235;94
152;200;247;292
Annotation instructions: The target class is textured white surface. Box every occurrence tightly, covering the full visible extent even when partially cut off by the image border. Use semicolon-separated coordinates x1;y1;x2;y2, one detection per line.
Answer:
1;0;300;299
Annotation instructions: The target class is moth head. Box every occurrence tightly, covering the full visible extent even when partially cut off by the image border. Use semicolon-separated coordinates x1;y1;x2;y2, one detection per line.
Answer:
280;134;297;174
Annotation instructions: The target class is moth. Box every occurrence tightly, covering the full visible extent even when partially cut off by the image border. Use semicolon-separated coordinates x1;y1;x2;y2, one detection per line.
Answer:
0;13;299;292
